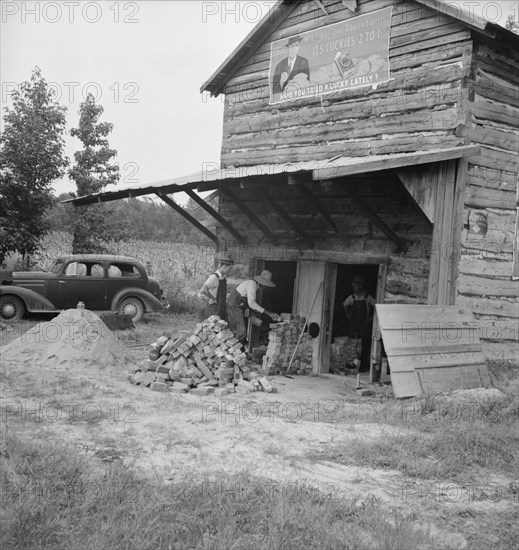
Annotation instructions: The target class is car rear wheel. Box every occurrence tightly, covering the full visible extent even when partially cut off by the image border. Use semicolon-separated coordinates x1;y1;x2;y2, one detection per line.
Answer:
118;297;144;323
0;295;26;321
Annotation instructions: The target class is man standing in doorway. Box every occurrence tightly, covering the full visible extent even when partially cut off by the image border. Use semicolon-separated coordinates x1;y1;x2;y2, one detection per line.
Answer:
199;253;234;321
227;270;280;342
343;275;376;372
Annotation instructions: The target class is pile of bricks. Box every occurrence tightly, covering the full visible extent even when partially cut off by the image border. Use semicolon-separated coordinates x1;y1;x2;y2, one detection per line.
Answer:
330;336;361;371
260;314;313;375
128;316;275;396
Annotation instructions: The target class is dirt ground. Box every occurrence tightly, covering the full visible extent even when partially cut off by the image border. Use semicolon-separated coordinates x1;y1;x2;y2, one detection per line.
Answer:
1;313;517;550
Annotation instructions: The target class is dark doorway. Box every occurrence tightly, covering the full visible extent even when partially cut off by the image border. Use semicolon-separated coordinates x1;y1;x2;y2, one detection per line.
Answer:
262;260;297;314
331;263;379;372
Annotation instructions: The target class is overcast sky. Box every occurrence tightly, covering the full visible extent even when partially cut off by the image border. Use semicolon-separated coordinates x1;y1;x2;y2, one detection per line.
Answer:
1;0;516;198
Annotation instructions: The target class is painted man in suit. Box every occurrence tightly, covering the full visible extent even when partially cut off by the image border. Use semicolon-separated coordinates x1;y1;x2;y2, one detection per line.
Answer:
272;35;310;95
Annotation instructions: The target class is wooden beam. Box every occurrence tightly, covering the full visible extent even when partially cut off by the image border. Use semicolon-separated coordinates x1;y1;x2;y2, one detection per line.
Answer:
313;0;328;16
255;186;314;249
339;182;405;252
314;146;481;180
341;0;358;11
155;193;218;244
185;189;246;245
296;182;340;234
221;187;278;243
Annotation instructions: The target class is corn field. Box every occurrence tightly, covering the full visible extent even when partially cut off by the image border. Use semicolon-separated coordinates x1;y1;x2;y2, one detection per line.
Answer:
11;232;216;281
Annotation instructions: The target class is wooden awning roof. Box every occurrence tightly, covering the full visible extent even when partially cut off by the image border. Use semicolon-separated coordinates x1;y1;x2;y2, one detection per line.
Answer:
62;145;479;207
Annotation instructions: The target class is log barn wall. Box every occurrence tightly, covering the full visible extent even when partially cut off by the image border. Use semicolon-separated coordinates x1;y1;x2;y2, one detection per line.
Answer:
457;33;519;360
212;0;518;359
220;0;471;166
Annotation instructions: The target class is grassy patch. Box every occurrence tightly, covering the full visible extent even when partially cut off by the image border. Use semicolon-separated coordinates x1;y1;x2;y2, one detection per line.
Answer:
0;432;434;550
309;417;518;483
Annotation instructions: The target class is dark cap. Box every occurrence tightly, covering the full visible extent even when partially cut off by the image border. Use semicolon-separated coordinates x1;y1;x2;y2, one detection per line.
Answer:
286;35;302;47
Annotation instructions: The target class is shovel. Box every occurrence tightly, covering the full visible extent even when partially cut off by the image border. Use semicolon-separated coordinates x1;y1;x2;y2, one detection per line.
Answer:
284;281;324;378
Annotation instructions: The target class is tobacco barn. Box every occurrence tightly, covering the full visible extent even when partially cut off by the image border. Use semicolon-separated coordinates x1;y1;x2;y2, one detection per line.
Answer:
69;0;518;394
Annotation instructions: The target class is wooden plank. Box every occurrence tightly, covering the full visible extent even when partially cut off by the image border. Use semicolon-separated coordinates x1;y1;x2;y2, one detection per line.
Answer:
376;305;477;325
390;372;422;398
390;352;486;372
156;193;218;244
184;189;246;244
438;160;456;305
456;296;519;318
428;163;444;304
295;181;340;235
255;186;314;249
397;166;436;223
383;329;482;353
457;274;519;298
388;343;483;356
314;146;480;180
448;158;467;305
417;365;490;394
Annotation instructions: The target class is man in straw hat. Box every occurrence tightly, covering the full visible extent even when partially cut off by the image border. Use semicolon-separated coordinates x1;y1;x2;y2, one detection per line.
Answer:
272;34;310;95
198;253;234;321
227;270;280;342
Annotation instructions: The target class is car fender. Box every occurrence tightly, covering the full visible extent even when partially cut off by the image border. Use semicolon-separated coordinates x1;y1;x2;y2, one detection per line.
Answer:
110;288;164;313
0;285;57;312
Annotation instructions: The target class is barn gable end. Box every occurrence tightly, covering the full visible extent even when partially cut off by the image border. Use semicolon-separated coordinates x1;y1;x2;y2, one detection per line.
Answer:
201;0;518;362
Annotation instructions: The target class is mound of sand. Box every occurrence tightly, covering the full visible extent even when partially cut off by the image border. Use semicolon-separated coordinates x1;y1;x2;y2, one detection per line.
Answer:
1;309;129;368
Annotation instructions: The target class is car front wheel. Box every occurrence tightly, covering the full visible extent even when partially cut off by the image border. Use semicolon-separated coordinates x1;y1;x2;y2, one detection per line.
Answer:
0;295;26;321
118;297;144;323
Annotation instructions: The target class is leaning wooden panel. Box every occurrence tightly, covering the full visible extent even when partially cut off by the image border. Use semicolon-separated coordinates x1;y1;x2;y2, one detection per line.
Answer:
376;304;490;397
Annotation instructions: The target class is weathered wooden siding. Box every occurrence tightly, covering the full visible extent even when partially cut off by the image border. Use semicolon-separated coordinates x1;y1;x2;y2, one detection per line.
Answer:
218;176;432;305
457;34;519;360
221;0;471;166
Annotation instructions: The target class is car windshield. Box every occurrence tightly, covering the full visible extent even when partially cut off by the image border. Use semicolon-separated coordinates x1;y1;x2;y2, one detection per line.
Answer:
49;259;65;274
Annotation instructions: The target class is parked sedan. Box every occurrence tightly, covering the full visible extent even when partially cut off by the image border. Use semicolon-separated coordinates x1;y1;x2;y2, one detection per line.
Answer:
0;254;169;323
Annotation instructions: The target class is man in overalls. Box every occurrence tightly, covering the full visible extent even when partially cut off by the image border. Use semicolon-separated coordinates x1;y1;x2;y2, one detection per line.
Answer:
227;270;280;342
198;253;234;321
343;275;375;372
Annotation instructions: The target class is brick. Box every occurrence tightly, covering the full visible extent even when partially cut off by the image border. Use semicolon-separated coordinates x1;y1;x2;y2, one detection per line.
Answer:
156;373;169;381
225;383;236;391
258;377;273;392
151;382;169;392
171;382;189;393
179;377;194;386
154;354;169;365
156;336;169;347
190;387;215;396
197;363;215;380
356;389;375;397
214;388;229;397
160;340;175;355
157;365;171;375
140;373;155;387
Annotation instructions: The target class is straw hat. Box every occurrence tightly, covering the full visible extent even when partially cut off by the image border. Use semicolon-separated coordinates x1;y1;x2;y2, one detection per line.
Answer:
253;270;276;288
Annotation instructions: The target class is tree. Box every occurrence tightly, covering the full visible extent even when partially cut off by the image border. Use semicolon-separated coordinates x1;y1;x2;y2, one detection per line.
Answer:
505;15;519;34
0;67;68;266
69;93;119;253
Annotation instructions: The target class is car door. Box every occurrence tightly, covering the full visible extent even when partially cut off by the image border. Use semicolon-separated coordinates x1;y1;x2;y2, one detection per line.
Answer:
53;260;108;310
105;262;145;304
